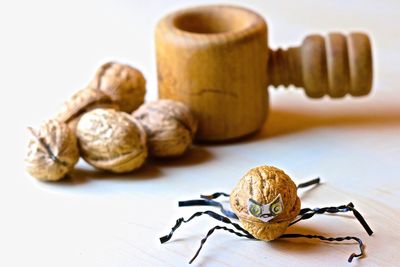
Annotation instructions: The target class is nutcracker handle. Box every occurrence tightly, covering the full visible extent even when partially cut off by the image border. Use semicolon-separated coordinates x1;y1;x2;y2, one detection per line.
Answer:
268;32;373;98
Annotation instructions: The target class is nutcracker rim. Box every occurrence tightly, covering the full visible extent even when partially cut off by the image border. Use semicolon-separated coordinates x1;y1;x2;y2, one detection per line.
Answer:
156;5;267;44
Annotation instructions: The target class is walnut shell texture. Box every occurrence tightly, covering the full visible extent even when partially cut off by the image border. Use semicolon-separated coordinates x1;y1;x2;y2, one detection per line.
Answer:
89;62;146;113
56;87;112;123
25;119;79;181
230;166;300;241
133;99;198;158
55;87;117;133
77;108;147;173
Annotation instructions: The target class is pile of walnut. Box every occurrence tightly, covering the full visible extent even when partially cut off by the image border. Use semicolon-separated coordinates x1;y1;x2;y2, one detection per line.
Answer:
25;62;197;182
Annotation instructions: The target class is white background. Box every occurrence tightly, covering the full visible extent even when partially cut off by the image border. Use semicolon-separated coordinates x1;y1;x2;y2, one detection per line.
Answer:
0;0;399;266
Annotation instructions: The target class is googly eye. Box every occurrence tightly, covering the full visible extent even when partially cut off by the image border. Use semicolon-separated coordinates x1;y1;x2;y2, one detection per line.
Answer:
271;203;283;215
249;204;262;217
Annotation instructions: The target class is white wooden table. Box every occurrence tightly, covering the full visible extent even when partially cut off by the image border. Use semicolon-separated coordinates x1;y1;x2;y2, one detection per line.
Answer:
1;0;399;266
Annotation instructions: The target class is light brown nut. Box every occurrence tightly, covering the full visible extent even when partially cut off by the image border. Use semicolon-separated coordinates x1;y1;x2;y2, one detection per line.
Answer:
76;108;147;173
56;87;112;122
230;166;300;240
89;62;146;113
55;87;118;133
133;99;198;158
25;119;79;181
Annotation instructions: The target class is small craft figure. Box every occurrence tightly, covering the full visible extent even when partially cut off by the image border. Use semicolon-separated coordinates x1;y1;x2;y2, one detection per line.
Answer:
160;166;373;264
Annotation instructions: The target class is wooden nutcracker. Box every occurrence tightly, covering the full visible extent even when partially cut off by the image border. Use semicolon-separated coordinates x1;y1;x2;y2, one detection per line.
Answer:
155;5;373;141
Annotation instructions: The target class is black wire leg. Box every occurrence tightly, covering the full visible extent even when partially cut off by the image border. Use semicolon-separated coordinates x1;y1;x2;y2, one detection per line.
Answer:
189;225;255;264
179;199;238;219
160;210;254;244
297;177;321;189
280;233;365;262
200;192;230;200
291;202;373;236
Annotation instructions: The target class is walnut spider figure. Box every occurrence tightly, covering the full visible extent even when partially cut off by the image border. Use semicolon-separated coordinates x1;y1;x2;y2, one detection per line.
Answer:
160;166;373;264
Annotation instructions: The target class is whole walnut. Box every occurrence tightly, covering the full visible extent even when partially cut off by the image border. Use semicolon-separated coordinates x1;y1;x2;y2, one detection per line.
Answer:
55;87;117;133
76;108;147;173
25;119;80;181
230;166;300;241
133;99;198;158
88;62;146;113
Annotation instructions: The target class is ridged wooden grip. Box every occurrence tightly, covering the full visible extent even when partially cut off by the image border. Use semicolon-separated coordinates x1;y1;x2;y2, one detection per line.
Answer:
268;32;373;98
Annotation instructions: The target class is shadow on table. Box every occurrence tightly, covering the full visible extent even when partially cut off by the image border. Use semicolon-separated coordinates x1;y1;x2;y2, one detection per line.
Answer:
59;146;213;185
150;145;213;168
60;162;162;185
194;103;400;146
253;106;400;140
268;224;367;260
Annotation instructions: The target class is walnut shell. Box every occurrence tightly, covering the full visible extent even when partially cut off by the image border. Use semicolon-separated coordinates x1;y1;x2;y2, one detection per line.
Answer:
25;119;79;181
77;108;147;173
55;87;118;133
230;166;300;241
89;62;146;113
56;87;112;122
65;103;118;134
133;99;198;158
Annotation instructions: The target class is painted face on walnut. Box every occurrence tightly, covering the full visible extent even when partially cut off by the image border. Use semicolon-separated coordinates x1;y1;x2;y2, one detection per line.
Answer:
247;194;284;223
